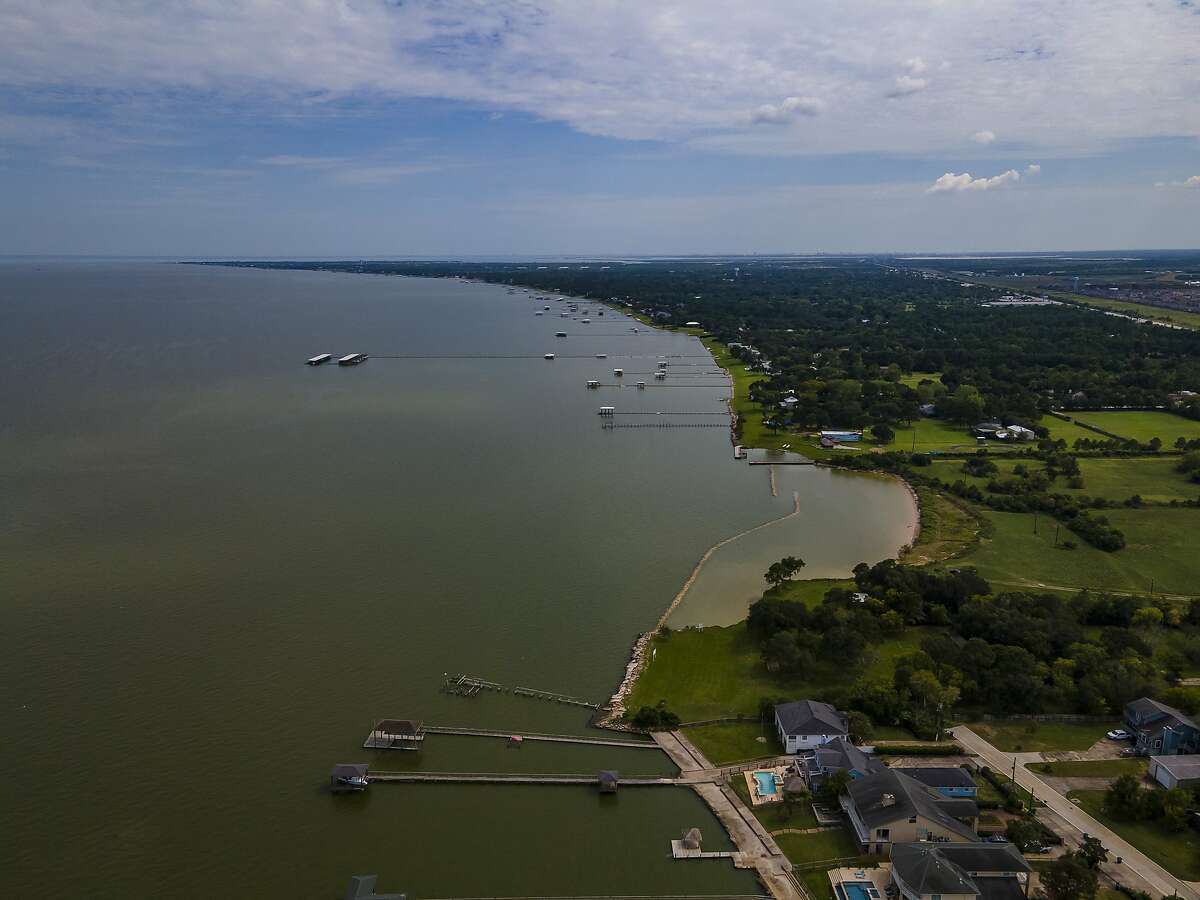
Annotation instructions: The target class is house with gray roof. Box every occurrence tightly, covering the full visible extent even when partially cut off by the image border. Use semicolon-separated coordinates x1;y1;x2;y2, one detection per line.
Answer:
800;737;882;786
890;842;1030;900
774;699;849;754
1149;754;1200;790
1124;697;1200;756
894;767;978;798
842;768;979;853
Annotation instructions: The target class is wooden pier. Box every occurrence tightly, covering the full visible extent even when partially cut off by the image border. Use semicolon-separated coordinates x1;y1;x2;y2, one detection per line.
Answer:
513;686;599;708
366;771;677;786
442;673;504;696
422;725;658;749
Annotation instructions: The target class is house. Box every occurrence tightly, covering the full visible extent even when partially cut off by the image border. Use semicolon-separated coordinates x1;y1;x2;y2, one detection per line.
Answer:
1124;697;1200;756
775;700;849;753
894;767;978;798
800;737;882;786
1149;755;1200;790
598;770;619;793
971;422;1004;438
820;430;863;443
890;842;1030;900
1006;425;1037;441
842;768;979;853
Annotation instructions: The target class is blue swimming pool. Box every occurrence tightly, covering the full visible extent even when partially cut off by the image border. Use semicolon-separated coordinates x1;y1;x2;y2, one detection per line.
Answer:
835;883;879;900
753;771;777;795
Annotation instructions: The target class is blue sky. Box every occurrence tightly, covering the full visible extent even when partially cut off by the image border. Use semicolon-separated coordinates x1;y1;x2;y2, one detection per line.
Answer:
1;1;1198;255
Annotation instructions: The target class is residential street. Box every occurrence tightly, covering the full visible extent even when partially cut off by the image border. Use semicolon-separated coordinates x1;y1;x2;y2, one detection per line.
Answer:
952;726;1199;900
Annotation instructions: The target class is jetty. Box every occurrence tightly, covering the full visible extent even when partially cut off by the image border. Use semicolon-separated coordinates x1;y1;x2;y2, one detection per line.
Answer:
365;771;676;786
422;725;656;749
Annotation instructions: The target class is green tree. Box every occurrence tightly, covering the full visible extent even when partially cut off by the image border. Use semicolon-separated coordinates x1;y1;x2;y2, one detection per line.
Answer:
1104;774;1142;819
817;768;850;805
847;710;874;742
762;632;802;673
1040;851;1098;900
1162;787;1190;831
871;423;895;444
1005;818;1044;853
765;556;806;588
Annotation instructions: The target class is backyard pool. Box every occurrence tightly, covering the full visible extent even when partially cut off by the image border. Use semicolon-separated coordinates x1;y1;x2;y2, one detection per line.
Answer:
753;771;778;795
835;883;879;900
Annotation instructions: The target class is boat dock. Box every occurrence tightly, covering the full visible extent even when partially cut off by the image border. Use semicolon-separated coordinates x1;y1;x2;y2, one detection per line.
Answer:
366;771;677;786
422;725;658;749
513;686;599;708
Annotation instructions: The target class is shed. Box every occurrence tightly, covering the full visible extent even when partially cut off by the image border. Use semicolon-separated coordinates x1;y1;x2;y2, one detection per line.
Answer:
598;770;619;793
331;763;370;793
365;719;425;750
681;827;703;850
1150;754;1200;789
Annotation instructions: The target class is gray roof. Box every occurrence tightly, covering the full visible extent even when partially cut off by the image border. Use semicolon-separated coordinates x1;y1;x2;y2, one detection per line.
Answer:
374;719;423;736
810;738;881;775
892;843;1027;898
1151;754;1200;780
1126;698;1198;735
846;769;978;841
776;699;848;736
896;767;976;790
331;763;368;778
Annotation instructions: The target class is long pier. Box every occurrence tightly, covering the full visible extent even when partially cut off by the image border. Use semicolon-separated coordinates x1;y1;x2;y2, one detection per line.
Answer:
367;771;677;785
423;725;658;749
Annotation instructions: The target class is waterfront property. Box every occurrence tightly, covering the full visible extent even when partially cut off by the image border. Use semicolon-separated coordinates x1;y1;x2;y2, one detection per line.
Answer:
363;719;426;750
800;737;882;787
1125;697;1200;756
842;769;979;853
893;768;978;798
828;866;889;900
744;766;789;805
1149;754;1200;790
889;842;1030;900
775;699;850;753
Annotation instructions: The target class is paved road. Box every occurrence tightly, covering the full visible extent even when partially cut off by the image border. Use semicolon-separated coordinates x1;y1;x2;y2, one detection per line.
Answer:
952;726;1198;900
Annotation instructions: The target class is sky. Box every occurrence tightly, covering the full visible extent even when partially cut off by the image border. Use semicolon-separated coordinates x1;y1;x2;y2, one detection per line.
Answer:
0;0;1198;256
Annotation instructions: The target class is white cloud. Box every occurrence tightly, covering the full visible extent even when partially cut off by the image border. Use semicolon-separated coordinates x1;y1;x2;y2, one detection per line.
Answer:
0;2;1197;157
927;168;1023;193
972;130;997;144
750;95;825;124
1025;163;1041;175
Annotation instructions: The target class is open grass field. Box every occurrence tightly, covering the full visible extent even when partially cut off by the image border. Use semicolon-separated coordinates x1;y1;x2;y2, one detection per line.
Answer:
901;486;981;566
1028;758;1147;778
1068;790;1200;880
966;719;1117;752
1064;411;1200;445
899;371;943;388
773;827;864;867
926;456;1198;504
770;578;855;607
954;507;1200;596
627;622;933;722
684;721;782;764
887;419;982;453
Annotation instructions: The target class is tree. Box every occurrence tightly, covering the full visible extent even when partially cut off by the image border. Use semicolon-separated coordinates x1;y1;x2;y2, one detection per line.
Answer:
762;631;802;673
1077;835;1108;870
817;768;850;805
1104;773;1142;819
871;423;895;444
765;556;806;588
1005;818;1044;853
847;710;874;742
1040;852;1098;900
1161;787;1190;831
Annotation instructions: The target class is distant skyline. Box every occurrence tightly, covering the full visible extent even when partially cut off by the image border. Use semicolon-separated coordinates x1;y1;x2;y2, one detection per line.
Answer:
1;1;1198;255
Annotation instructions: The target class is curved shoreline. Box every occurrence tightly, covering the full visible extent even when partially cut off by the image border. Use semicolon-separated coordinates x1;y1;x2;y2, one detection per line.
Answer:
597;491;803;729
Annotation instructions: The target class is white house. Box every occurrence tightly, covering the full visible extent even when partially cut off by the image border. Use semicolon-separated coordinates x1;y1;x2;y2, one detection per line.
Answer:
774;699;849;753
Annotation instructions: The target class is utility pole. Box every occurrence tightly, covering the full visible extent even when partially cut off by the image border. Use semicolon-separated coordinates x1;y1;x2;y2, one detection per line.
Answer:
1054;524;1060;547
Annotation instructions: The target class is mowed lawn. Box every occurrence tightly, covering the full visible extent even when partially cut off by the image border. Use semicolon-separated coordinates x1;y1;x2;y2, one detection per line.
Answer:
926;456;1198;503
887;419;982;453
626;622;933;722
1066;410;1200;444
956;507;1200;596
1028;758;1147;778
967;719;1117;752
685;721;783;765
1069;790;1200;880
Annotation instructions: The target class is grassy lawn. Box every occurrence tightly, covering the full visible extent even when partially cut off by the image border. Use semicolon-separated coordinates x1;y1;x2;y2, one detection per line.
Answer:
1066;411;1200;445
899;371;943;388
973;774;1006;805
774;827;865;867
1044;416;1108;445
770;578;855;608
887;419;982;453
1069;790;1200;880
926;456;1198;504
1028;758;1147;778
901;486;982;566
627;622;933;722
685;721;782;765
967;719;1117;752
954;507;1200;596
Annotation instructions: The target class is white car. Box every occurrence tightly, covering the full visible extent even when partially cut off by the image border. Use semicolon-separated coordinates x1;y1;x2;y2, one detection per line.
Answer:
1106;729;1131;741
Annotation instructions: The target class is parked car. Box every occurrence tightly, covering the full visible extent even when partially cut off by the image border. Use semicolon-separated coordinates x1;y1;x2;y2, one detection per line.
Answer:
1106;729;1131;741
985;834;1010;844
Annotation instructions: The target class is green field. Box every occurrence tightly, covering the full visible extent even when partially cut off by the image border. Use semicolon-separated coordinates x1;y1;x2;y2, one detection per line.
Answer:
1068;790;1200;880
770;578;855;607
1044;416;1107;445
955;507;1200;596
627;622;933;722
685;721;782;765
967;719;1117;752
773;827;865;867
901;486;981;566
927;456;1198;503
887;419;981;453
1028;758;1147;778
1064;411;1200;444
899;371;943;388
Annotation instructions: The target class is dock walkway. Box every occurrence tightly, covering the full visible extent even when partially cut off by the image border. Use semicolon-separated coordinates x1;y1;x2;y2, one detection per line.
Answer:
367;771;677;786
423;725;657;749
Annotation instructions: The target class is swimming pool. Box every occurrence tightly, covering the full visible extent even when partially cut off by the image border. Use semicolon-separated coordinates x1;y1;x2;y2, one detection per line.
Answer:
835;883;878;900
753;771;777;795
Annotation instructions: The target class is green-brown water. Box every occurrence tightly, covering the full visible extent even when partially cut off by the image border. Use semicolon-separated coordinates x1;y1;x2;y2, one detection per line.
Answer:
0;261;914;898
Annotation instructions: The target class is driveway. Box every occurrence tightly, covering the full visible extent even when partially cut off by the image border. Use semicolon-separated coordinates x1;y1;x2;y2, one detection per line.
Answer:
952;725;1198;900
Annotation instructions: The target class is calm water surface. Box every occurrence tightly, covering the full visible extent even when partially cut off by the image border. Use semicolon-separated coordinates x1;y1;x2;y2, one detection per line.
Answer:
0;262;912;898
